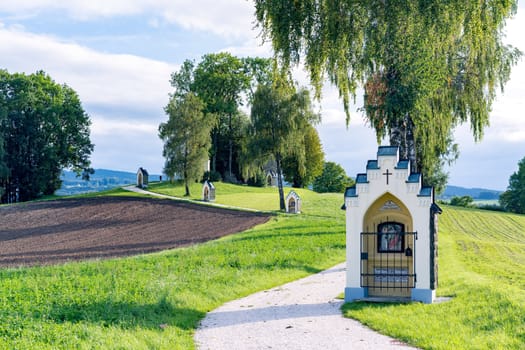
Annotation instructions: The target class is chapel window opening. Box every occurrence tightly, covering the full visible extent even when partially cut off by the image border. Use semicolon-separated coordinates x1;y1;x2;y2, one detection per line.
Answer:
377;222;405;253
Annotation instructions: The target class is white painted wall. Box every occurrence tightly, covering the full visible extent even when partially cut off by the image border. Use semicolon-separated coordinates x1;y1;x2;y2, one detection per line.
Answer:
345;147;434;302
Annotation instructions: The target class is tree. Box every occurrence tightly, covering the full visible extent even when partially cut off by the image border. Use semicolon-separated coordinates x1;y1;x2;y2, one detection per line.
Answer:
242;56;274;100
0;70;93;203
499;157;525;214
449;196;474;208
170;59;195;101
248;77;319;209
282;124;324;188
192;53;250;180
0;76;7;198
170;55;273;182
254;0;522;189
313;161;353;193
159;93;214;196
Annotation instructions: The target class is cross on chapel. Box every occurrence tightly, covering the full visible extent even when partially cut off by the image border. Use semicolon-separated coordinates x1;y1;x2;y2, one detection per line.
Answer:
383;169;392;185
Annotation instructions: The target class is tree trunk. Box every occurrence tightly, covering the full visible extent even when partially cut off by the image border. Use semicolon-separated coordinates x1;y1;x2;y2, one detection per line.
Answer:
228;114;233;179
228;138;233;179
211;130;217;173
184;180;190;197
390;113;418;173
276;153;286;210
405;115;417;173
184;168;190;196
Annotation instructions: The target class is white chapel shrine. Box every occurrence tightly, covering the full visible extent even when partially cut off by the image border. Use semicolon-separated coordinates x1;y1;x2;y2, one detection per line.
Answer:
343;146;441;304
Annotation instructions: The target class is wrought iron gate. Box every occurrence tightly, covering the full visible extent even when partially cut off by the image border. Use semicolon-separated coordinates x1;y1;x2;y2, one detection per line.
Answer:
360;231;417;296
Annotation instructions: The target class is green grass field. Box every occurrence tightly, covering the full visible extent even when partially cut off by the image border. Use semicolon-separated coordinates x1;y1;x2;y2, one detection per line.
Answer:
0;184;346;349
0;183;524;349
148;181;339;216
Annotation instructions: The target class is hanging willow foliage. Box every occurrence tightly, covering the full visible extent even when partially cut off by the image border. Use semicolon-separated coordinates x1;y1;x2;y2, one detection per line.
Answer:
254;0;522;190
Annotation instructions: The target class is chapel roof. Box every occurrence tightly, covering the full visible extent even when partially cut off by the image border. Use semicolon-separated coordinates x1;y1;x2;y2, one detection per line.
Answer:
396;160;410;169
356;173;368;183
406;173;421;183
366;160;379;169
431;202;443;214
286;190;301;201
345;186;358;198
418;186;432;197
377;146;398;156
344;147;435;201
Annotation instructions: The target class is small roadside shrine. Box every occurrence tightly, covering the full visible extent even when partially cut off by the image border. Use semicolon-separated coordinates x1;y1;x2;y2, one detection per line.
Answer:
266;171;278;187
202;180;216;202
136;167;149;188
343;146;441;304
285;190;301;214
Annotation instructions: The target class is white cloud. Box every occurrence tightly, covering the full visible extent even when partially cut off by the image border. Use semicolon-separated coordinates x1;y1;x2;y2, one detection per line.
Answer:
0;25;177;174
90;115;164;173
0;0;256;39
0;0;144;19
222;39;273;59
162;0;255;39
0;26;177;114
91;116;159;136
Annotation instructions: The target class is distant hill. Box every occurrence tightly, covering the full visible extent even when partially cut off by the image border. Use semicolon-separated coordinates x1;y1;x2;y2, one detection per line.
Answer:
438;185;502;200
57;169;162;196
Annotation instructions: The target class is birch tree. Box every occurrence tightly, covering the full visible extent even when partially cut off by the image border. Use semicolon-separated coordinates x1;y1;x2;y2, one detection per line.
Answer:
254;0;522;190
248;77;319;210
159;93;214;196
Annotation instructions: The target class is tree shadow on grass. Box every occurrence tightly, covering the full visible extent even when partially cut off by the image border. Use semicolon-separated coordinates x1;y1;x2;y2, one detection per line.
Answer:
230;232;347;252
46;297;205;331
342;300;408;315
247;261;324;275
227;229;345;244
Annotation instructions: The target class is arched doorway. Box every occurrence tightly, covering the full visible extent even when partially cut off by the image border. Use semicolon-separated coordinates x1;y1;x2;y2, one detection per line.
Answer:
361;192;415;298
137;172;143;188
266;174;273;187
288;197;296;213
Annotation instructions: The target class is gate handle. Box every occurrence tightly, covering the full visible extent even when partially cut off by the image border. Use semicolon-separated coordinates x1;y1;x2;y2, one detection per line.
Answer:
405;247;413;257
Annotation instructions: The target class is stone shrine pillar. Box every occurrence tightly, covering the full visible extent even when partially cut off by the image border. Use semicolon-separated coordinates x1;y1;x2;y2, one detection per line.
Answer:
285;191;301;214
344;146;441;304
202;180;216;202
136;167;149;189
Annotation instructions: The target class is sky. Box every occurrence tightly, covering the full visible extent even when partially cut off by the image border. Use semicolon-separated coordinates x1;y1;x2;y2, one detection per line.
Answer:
0;1;524;191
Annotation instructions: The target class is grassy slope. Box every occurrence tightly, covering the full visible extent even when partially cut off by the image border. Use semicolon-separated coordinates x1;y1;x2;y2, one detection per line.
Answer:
0;185;346;349
343;205;525;349
147;181;282;211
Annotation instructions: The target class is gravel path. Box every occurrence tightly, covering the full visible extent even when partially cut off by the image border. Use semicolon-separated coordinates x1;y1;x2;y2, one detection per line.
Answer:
123;186;264;212
195;263;418;350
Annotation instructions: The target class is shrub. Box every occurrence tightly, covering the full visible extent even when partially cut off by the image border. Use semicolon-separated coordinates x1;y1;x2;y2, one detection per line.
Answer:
476;203;506;212
313;161;354;193
246;169;266;187
449;195;474;207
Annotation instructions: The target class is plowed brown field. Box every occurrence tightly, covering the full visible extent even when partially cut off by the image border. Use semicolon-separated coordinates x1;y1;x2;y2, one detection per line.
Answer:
0;196;270;268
